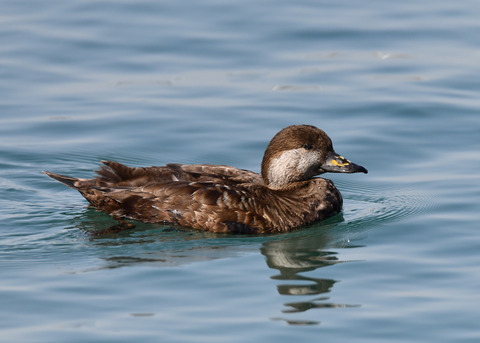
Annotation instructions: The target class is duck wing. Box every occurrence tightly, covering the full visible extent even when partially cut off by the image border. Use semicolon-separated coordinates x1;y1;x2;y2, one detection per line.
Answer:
97;160;263;187
85;180;274;233
84;178;341;234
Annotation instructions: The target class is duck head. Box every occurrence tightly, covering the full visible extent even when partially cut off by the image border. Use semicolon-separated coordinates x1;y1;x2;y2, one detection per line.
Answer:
261;125;368;188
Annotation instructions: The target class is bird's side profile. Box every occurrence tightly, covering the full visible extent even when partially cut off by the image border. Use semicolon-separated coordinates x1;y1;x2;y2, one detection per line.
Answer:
44;125;367;234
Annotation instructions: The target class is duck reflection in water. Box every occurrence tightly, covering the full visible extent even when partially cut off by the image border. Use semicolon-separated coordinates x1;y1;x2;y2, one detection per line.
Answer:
73;210;360;325
261;220;360;325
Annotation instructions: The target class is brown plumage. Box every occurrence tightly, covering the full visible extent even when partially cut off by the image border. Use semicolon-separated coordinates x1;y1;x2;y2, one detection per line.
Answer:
44;125;367;234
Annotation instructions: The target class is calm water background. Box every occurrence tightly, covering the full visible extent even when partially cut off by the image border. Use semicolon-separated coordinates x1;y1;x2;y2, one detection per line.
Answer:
1;0;480;342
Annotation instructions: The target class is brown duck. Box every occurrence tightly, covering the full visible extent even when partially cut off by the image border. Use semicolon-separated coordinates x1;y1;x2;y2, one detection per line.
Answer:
44;125;367;234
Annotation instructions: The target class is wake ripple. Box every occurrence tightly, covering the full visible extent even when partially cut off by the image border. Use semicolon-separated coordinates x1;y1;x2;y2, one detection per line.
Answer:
335;179;435;230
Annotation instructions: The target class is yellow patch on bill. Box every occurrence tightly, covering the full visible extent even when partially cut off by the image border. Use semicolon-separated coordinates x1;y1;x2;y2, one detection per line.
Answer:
331;158;350;167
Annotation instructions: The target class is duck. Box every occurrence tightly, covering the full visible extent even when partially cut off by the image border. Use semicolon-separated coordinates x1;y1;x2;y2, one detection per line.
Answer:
44;125;367;234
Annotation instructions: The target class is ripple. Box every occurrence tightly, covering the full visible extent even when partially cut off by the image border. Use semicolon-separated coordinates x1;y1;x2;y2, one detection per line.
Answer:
333;179;436;233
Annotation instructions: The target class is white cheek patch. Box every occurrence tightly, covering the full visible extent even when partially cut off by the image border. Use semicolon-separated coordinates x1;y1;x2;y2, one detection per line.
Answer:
267;148;321;187
268;149;300;185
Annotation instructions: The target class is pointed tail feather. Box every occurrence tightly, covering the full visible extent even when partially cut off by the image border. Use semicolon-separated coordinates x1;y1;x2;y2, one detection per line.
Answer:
43;171;80;189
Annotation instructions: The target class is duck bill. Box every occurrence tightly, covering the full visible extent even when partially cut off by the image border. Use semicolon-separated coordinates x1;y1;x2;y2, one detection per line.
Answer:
319;151;368;174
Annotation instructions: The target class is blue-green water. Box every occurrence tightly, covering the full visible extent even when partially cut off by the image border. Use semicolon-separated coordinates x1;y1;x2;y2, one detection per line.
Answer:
1;0;480;342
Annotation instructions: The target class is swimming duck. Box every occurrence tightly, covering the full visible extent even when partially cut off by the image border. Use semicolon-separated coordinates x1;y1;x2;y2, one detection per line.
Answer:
44;125;367;234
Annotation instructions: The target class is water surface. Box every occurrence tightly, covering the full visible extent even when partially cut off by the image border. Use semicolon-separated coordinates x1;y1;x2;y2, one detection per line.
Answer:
1;0;480;342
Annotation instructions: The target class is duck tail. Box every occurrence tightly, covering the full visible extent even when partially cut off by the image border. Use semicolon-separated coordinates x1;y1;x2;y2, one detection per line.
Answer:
43;171;80;189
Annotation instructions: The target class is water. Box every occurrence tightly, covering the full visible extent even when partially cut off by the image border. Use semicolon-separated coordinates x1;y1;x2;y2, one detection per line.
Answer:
1;0;480;341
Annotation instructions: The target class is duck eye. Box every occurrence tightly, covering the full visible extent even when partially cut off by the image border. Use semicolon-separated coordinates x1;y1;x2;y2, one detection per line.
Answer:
303;143;313;150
